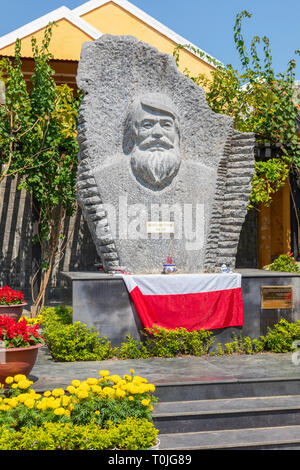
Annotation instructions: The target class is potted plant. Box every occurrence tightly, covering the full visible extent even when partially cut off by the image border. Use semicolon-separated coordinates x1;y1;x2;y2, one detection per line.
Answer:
0;315;44;384
0;286;27;321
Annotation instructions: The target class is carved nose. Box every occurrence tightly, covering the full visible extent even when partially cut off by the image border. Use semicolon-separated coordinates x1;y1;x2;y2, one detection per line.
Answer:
152;124;163;137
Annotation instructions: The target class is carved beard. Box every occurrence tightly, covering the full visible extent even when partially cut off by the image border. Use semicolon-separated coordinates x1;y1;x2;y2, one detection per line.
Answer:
130;146;181;189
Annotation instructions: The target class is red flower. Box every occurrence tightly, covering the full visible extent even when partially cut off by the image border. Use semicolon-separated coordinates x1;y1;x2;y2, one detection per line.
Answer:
0;315;43;349
0;286;24;305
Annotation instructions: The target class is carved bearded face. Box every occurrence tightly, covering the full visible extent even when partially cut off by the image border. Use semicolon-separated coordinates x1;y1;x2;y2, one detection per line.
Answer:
126;95;181;189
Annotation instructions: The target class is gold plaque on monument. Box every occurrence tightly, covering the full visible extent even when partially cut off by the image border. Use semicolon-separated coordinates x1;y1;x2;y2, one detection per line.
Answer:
261;286;293;309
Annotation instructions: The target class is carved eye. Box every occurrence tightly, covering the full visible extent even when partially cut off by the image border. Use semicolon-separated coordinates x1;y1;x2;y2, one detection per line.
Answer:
141;120;154;129
161;120;173;129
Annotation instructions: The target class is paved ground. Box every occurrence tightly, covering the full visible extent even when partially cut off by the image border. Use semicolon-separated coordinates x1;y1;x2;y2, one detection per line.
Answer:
29;343;300;392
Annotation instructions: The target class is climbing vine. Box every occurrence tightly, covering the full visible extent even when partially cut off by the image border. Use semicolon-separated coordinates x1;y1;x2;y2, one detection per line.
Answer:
0;24;80;314
174;10;300;207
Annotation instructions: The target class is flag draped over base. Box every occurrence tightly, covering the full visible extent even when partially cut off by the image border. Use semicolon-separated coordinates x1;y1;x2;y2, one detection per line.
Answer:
122;273;244;331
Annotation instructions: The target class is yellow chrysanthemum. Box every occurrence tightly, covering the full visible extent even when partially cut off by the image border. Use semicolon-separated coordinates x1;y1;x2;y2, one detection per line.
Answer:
7;399;18;408
86;378;98;385
13;374;27;383
95;410;100;415
102;387;115;397
52;388;65;397
61;396;70;406
141;399;150;406
132;376;148;384
109;375;122;384
99;370;110;377
128;396;134;401
54;407;66;416
130;369;135;374
91;385;102;394
77;390;89;399
17;379;33;390
0;404;10;411
71;380;81;387
24;398;35;409
44;391;51;397
5;376;14;385
36;402;46;410
115;389;126;399
78;383;90;391
66;385;76;394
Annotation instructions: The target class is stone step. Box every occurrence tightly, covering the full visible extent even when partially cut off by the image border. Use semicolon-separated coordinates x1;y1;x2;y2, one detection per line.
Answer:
153;395;300;433
158;425;300;450
155;377;300;402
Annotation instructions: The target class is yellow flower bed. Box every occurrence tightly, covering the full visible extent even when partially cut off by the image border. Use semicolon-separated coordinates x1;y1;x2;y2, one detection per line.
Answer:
0;369;157;429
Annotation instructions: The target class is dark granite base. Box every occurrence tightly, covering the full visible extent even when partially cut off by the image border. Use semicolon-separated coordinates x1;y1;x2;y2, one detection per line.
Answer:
61;269;300;347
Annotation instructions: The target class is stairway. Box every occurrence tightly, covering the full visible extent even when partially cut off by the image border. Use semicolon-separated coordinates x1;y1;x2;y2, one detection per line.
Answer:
153;377;300;450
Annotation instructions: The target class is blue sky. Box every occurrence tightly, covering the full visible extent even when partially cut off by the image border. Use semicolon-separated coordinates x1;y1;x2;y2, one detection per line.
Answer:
0;0;299;79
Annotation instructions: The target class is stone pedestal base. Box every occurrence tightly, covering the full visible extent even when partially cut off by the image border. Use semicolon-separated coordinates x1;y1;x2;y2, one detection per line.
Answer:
61;270;300;348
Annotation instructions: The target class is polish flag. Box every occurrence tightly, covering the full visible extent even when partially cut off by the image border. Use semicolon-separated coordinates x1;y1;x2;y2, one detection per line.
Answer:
122;273;243;331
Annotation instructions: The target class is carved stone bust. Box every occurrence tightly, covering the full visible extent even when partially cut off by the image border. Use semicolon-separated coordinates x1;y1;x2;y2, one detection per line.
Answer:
76;35;255;274
123;93;181;189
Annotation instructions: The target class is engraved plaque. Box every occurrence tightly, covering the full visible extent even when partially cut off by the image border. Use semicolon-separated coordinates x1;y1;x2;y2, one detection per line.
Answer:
146;221;174;234
261;286;293;309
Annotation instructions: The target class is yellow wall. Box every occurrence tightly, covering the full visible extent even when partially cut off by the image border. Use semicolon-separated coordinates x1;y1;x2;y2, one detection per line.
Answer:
0;19;93;60
81;2;215;78
0;1;215;79
258;180;291;267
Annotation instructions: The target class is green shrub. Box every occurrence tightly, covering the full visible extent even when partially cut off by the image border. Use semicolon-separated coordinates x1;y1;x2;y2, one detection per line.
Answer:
0;418;158;450
268;253;300;273
116;335;150;359
41;307;216;361
260;318;300;352
109;417;158;450
41;307;117;361
41;305;73;326
40;306;300;360
42;321;117;361
142;326;215;357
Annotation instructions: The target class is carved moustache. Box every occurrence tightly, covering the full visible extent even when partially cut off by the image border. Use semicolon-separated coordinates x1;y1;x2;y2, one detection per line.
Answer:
138;137;174;151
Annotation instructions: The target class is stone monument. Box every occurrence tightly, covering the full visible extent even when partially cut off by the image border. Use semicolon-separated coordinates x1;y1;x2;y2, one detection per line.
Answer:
76;34;255;274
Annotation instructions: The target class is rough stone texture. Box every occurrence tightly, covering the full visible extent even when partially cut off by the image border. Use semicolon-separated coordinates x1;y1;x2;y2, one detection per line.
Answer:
76;35;255;274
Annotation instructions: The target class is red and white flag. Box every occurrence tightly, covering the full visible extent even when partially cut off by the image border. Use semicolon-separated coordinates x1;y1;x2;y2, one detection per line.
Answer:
122;273;244;331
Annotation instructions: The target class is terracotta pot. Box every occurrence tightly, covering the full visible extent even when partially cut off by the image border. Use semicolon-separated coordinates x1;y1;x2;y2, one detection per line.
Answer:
0;342;44;384
0;303;27;322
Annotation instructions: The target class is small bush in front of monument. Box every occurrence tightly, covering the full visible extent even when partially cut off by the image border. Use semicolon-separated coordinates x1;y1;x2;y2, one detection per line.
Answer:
260;318;300;353
268;252;300;273
41;306;300;360
116;335;150;360
41;306;117;362
142;326;215;357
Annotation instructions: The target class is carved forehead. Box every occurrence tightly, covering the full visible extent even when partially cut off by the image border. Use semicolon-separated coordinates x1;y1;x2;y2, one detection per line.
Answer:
131;93;179;121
